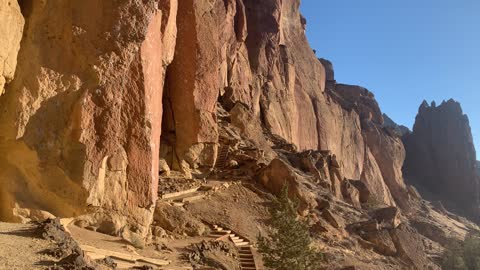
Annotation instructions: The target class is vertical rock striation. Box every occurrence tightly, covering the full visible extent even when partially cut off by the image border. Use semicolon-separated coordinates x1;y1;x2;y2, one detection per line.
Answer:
403;100;480;217
163;0;411;208
0;0;24;96
0;0;418;231
0;0;177;235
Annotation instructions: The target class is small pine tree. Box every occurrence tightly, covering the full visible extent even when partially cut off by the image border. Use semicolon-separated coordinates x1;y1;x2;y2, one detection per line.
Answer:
257;186;323;270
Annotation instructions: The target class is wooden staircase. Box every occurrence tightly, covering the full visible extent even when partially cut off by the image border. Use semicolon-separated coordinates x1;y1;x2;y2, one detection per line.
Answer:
209;225;258;270
215;145;230;169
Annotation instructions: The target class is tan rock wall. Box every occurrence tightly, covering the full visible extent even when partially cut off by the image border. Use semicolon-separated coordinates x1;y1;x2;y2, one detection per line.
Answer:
0;0;24;96
0;0;177;234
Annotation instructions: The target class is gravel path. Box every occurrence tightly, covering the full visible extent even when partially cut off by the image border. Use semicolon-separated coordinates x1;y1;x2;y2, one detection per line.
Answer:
0;222;56;270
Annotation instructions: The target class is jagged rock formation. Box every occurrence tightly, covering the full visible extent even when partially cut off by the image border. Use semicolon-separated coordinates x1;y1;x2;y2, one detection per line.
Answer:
403;100;480;217
383;114;410;136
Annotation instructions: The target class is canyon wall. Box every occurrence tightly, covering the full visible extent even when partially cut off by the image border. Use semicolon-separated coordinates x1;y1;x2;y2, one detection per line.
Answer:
0;0;417;232
403;100;480;217
0;0;24;96
0;0;178;235
166;0;411;207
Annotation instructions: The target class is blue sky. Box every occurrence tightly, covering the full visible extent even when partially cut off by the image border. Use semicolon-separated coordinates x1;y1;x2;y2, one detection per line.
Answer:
300;0;479;158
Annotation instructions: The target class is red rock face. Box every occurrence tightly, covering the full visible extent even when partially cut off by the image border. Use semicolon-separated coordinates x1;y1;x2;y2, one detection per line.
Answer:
0;0;177;234
330;84;410;208
403;100;480;216
0;0;414;230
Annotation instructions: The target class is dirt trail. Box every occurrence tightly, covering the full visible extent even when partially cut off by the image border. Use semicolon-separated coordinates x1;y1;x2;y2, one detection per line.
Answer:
0;222;57;269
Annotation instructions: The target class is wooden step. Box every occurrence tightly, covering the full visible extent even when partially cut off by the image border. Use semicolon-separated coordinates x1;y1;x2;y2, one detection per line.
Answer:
240;254;254;258
210;230;226;235
170;192;205;203
210;232;228;237
208;224;257;269
170;202;185;207
160;186;200;199
233;239;248;244
232;238;245;242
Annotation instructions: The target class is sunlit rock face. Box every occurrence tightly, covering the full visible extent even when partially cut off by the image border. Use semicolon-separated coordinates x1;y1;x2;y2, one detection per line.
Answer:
0;0;24;96
403;100;480;218
0;0;416;231
0;0;178;235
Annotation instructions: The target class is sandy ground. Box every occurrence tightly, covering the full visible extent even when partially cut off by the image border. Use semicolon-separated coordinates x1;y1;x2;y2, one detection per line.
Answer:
0;222;57;270
186;182;271;242
69;224;215;269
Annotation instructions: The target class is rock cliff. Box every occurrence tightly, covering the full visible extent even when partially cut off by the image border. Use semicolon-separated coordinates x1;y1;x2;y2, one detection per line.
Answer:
0;0;24;96
2;0;480;269
0;0;178;235
1;2;478;267
403;100;480;218
0;0;416;229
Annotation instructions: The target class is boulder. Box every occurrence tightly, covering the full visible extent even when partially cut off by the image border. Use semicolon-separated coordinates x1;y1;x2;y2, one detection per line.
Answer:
341;180;361;209
12;204;56;223
321;209;344;229
359;229;397;256
389;224;438;270
159;159;171;177
372;207;401;229
258;158;318;214
316;197;332;211
348;180;371;204
154;202;206;237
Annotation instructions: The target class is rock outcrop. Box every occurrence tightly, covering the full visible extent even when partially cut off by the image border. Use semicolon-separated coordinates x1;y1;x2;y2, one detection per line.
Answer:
0;0;24;96
383;114;410;137
0;0;415;229
2;1;480;269
403;100;480;218
0;0;178;235
0;0;436;242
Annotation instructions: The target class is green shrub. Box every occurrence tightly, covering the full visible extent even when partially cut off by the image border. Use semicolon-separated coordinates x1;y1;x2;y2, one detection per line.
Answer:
257;186;324;270
442;233;480;270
